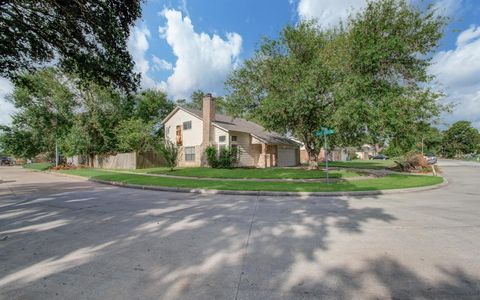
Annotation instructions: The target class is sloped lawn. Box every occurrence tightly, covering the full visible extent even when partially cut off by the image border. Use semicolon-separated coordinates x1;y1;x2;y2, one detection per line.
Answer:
59;169;443;192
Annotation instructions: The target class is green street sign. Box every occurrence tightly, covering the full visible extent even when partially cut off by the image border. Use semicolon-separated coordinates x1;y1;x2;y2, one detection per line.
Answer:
315;128;335;137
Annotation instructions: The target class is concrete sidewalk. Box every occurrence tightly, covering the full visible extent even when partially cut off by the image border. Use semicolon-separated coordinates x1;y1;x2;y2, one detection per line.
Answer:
0;163;479;299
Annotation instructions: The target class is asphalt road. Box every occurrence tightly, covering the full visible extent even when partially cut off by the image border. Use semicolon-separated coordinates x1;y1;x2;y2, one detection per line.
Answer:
0;160;479;299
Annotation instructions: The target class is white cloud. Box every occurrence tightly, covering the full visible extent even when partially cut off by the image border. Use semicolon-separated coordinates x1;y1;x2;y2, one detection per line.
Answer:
296;0;460;29
297;0;367;29
0;77;15;126
430;25;480;129
159;9;242;99
456;25;480;47
127;25;165;90
152;55;173;71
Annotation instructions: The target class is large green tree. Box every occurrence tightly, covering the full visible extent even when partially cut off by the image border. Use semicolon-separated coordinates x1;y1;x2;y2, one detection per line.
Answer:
442;121;480;158
3;68;76;159
134;89;175;124
3;69;176;161
225;0;447;167
0;0;142;92
226;21;336;168
333;0;448;148
0;126;43;159
62;83;130;160
115;118;156;152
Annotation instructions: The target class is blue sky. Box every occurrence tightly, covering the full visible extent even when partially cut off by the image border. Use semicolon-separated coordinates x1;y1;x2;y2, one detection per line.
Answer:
1;0;480;128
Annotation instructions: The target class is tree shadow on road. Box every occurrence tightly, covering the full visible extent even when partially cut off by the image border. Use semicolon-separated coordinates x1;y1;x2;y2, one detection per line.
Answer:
0;179;478;299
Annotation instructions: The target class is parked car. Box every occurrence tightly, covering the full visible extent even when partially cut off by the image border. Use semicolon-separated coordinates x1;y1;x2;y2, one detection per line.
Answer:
370;154;389;160
0;157;13;166
424;153;437;165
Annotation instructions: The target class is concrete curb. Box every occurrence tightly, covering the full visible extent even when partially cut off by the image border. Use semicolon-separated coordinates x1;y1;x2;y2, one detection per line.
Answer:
42;170;449;197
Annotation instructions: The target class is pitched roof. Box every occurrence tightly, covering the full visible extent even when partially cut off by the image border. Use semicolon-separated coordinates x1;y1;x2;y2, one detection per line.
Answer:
172;106;299;146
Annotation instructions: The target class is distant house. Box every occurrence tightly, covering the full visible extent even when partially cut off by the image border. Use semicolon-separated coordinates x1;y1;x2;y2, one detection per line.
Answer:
162;94;300;168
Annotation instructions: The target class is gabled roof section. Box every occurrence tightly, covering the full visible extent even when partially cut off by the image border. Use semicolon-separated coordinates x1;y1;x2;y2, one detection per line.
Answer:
171;106;299;146
161;106;203;125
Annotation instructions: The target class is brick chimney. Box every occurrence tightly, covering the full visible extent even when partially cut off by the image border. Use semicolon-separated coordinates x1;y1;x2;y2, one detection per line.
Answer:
202;93;215;146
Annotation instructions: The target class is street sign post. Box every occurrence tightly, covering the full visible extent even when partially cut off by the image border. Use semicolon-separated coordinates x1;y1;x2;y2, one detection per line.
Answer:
315;127;335;183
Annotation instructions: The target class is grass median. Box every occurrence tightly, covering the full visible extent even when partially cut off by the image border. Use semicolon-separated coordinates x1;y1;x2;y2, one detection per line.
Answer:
23;163;53;171
318;159;396;170
129;167;364;179
59;169;443;193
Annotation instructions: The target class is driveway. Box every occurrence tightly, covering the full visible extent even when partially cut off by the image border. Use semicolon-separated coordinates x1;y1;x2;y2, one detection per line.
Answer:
0;161;479;299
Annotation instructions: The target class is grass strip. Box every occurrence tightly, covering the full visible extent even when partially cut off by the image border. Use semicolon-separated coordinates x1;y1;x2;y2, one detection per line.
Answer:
133;167;363;179
318;160;396;170
23;163;52;171
60;169;443;192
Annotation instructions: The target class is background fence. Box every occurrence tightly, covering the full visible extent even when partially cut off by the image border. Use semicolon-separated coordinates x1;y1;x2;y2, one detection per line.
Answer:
67;151;166;169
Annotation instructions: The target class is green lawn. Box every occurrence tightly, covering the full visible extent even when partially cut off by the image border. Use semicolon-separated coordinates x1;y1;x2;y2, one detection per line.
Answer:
60;169;443;192
23;162;52;171
122;167;364;179
318;159;396;170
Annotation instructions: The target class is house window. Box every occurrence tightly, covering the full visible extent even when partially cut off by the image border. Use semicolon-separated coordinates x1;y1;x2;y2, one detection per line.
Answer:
183;121;192;130
219;135;226;143
231;135;237;142
185;147;195;161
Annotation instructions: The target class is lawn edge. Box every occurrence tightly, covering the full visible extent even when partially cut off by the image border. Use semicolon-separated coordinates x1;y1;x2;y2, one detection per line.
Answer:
43;170;448;197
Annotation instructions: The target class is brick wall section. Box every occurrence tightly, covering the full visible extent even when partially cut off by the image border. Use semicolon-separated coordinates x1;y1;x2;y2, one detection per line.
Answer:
256;144;277;168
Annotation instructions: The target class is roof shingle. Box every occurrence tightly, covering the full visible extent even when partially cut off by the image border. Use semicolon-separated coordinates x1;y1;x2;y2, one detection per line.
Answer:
179;106;299;146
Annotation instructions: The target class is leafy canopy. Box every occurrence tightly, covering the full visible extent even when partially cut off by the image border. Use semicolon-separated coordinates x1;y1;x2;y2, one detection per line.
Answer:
176;90;227;114
333;0;448;148
116;119;156;153
1;68;76;158
1;68;175;159
0;0;142;92
441;121;480;158
226;20;336;167
225;0;448;165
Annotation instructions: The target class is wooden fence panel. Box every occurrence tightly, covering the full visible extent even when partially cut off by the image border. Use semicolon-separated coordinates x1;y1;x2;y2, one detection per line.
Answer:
68;151;166;169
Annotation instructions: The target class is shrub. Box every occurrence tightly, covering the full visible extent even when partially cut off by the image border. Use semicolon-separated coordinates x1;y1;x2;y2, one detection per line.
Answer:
218;147;238;169
158;141;179;171
205;146;218;168
394;152;429;172
205;145;239;168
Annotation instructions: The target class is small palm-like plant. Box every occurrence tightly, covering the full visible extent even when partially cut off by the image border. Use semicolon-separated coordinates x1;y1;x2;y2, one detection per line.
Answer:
158;141;179;171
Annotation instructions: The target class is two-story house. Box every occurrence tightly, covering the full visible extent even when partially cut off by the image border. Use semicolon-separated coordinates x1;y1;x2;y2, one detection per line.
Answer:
161;94;300;168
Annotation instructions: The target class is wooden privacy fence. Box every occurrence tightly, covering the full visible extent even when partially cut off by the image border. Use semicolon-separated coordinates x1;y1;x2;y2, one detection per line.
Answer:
67;151;166;169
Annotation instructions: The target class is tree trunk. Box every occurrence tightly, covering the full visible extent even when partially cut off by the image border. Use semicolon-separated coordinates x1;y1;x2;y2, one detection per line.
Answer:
89;154;94;168
306;146;319;170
